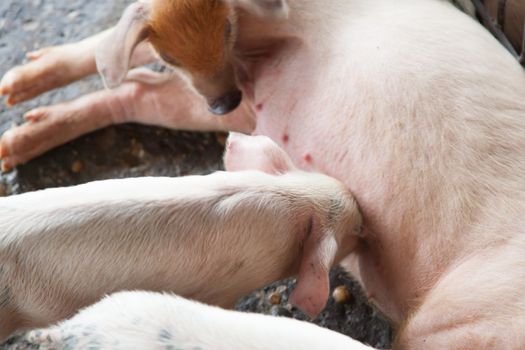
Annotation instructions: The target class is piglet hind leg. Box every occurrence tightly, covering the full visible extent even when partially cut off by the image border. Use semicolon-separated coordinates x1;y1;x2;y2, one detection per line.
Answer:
12;291;375;350
395;243;525;349
0;80;140;172
0;30;155;107
0;71;254;171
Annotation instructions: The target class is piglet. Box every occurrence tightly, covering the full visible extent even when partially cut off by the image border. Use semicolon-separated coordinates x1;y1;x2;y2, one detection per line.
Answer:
0;134;362;341
9;291;371;350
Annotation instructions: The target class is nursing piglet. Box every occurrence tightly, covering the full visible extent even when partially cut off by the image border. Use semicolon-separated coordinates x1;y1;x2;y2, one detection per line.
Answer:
0;135;362;341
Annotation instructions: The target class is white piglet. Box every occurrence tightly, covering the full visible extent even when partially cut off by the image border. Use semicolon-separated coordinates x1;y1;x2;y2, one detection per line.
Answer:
0;134;362;341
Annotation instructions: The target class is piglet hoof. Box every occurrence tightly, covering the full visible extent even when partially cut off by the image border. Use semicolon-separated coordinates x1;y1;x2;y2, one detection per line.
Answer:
0;127;22;172
0;45;73;106
26;48;53;61
23;109;50;124
2;328;63;350
0;115;53;171
0;102;88;171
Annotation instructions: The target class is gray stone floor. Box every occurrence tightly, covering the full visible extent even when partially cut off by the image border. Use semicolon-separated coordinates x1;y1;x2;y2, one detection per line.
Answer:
0;0;391;348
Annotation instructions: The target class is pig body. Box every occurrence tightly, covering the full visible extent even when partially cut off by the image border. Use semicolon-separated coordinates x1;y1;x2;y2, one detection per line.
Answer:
245;0;525;324
0;0;525;348
0;169;362;341
247;2;525;346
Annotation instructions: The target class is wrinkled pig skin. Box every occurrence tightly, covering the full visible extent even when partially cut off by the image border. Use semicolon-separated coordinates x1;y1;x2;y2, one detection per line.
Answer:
1;0;525;348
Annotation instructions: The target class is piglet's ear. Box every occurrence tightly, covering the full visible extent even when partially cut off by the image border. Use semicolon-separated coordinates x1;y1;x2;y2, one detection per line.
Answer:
225;0;289;19
289;221;338;319
224;133;297;174
96;2;151;89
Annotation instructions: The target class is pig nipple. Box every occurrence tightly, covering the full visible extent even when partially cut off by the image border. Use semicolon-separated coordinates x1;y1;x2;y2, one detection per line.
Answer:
304;153;313;163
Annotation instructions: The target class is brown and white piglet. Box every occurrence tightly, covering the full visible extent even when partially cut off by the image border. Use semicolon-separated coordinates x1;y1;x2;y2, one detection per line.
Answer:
96;0;286;115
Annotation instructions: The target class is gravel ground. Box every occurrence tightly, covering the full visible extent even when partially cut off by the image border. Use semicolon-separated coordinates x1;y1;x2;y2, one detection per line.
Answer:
0;0;392;348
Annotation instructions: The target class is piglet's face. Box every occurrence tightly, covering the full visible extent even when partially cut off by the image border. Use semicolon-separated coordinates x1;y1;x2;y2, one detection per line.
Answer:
96;0;288;116
149;0;242;115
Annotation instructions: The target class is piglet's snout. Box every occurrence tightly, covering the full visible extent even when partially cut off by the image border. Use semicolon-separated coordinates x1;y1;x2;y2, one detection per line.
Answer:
208;89;243;115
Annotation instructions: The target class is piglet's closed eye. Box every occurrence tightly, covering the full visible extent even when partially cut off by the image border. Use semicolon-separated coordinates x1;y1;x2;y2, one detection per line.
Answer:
289;220;339;319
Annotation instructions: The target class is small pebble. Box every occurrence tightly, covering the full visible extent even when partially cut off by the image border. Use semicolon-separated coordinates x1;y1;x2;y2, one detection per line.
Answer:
332;285;352;304
67;11;80;21
71;160;83;173
216;133;227;147
130;139;146;159
269;292;282;305
22;20;39;32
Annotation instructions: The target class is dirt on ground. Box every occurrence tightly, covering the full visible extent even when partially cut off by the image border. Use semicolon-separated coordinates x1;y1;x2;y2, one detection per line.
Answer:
0;0;392;348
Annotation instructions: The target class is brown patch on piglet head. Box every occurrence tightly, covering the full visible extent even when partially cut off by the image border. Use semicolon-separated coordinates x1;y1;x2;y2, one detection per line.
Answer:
96;0;288;115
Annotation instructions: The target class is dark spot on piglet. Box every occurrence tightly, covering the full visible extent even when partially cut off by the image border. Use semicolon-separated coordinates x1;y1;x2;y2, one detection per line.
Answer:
62;334;80;348
159;329;173;342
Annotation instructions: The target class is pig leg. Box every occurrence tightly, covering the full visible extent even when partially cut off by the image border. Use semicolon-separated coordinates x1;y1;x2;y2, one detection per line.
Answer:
395;244;525;349
0;29;156;106
0;73;255;170
12;291;374;350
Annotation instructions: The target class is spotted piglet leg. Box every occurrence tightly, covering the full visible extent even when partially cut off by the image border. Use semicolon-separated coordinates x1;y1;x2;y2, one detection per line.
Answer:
0;72;255;171
11;291;374;350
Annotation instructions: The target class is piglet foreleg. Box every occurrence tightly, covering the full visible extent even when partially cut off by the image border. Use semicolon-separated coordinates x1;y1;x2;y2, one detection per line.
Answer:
0;70;254;170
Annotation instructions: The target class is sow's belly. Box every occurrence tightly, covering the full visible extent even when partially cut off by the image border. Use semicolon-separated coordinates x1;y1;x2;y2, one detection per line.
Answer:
253;101;405;323
247;48;459;322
